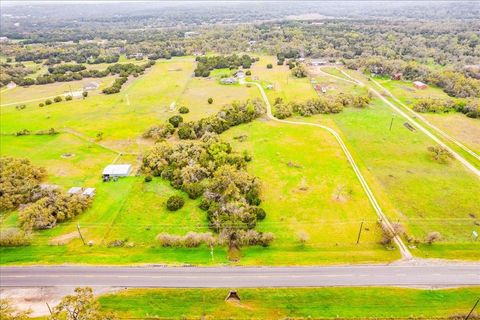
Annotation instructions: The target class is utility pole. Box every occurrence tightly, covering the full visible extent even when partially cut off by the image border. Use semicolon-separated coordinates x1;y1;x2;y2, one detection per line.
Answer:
77;223;86;245
465;298;479;320
356;221;364;244
46;302;53;315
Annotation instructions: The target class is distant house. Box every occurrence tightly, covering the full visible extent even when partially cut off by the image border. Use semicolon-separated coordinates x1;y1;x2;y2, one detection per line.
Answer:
6;82;16;89
184;31;197;39
234;70;245;79
68;186;96;197
83;82;99;91
310;59;327;66
220;77;237;85
102;164;132;180
392;73;402;80
413;81;427;89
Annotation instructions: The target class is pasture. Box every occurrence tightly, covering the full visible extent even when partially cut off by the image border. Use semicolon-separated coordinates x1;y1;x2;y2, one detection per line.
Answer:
99;287;480;319
1;56;479;265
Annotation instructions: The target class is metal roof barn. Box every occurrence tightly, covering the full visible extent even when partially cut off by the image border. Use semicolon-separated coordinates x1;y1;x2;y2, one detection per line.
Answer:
102;164;132;177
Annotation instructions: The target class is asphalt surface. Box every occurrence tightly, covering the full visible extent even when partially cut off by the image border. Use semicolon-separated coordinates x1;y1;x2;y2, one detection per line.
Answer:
1;265;479;288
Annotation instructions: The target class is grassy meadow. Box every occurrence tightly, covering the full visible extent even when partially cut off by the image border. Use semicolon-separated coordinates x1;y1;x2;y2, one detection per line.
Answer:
98;287;480;319
1;56;479;265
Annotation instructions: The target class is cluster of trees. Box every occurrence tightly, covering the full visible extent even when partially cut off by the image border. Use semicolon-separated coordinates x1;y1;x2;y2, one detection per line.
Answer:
194;54;257;77
19;190;92;231
48;64;86;74
144;99;265;141
103;77;128;94
0;157;92;246
142;133;270;250
14;128;58;136
413;98;479;118
0;63;32;87
273;94;371;118
0;157;46;212
350;57;480;98
19;190;90;231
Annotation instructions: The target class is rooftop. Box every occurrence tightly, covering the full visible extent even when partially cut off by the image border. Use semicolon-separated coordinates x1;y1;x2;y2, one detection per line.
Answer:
103;164;132;176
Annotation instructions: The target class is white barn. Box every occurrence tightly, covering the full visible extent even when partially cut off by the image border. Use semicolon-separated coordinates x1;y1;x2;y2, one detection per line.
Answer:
103;164;132;179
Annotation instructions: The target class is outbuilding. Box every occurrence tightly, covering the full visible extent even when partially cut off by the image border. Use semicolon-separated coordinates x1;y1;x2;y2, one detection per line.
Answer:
83;82;99;91
82;188;96;197
220;77;237;85
413;81;427;89
102;164;132;180
67;187;82;195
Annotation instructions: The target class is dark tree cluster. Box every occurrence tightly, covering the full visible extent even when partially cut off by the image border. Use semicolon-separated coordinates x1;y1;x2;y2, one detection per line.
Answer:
350;57;480;98
142;133;270;248
0;157;46;212
19;190;92;231
273;94;371;118
194;55;257;77
413;98;479;118
145;99;265;141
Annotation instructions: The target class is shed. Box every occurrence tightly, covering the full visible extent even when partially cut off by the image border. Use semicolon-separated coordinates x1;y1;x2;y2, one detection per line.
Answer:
310;59;327;66
392;73;402;80
67;187;82;195
83;82;99;91
220;77;237;85
235;70;245;79
102;164;132;179
413;81;427;89
82;188;96;197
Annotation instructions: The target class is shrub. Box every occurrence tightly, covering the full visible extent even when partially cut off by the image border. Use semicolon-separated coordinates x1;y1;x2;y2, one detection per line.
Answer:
166;195;184;211
143;123;175;140
427;145;453;163
168;115;183;128
144;175;152;182
251;206;266;220
266;63;273;69
45;99;52;105
157;232;216;247
425;231;441;244
291;65;307;78
245;70;251;76
273;102;292;119
39;103;44;107
82;91;88;98
177;123;195;139
179;106;190;114
53;96;63;103
183;182;204;199
207;97;213;104
0;228;31;247
65;95;73;101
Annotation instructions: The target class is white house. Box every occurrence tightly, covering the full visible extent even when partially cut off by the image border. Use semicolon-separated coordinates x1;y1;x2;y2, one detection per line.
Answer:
82;188;96;197
235;70;245;79
102;164;132;179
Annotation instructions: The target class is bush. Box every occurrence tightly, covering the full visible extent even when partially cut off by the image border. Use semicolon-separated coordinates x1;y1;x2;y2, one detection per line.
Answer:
183;182;204;199
65;95;73;101
251;206;266;220
144;175;152;182
177;123;196;139
157;232;216;248
179;106;190;114
273;102;292;119
245;70;251;76
166;195;184;211
168;115;183;128
53;96;63;103
45;99;52;105
266;64;273;69
425;231;441;244
0;228;31;247
207;97;213;104
82;91;88;98
143;123;175;140
39;103;44;107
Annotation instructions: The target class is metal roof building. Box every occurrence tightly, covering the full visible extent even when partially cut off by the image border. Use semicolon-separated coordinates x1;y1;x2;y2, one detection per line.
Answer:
102;164;132;177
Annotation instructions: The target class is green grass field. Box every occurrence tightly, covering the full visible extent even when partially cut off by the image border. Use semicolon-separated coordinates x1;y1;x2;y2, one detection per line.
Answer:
98;287;480;319
1;56;479;265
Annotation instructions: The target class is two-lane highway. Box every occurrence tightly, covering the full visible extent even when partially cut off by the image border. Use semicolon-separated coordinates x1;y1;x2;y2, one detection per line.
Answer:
1;264;479;288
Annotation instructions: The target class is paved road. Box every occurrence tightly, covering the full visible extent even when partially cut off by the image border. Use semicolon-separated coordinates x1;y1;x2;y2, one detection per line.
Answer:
244;80;412;260
1;265;479;288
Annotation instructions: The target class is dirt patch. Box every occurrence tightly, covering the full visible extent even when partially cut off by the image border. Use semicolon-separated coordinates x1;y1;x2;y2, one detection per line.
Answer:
49;230;84;246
